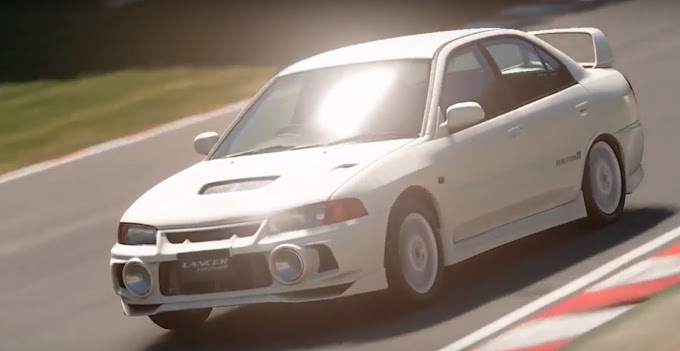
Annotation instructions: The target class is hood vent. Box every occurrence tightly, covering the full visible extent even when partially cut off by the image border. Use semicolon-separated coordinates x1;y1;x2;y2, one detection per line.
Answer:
333;163;358;170
199;176;279;195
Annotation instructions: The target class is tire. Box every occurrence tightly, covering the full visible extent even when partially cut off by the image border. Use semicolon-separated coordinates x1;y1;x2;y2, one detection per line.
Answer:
384;199;444;305
582;139;626;225
148;308;212;331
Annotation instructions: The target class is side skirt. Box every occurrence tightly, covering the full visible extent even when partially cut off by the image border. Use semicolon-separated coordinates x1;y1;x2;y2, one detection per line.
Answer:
445;192;587;266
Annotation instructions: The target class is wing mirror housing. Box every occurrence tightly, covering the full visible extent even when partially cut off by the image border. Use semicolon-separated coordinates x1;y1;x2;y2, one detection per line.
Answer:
193;131;220;155
444;102;485;134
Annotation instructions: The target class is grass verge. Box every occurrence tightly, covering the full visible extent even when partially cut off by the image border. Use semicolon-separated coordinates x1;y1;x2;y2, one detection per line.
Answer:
0;66;276;174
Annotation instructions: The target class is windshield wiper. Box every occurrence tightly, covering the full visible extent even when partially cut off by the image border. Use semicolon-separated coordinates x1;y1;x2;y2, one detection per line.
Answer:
226;143;320;158
225;132;414;158
324;132;415;146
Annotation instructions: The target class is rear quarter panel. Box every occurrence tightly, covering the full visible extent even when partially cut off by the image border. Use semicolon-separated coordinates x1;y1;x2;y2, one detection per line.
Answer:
577;67;642;183
579;68;637;129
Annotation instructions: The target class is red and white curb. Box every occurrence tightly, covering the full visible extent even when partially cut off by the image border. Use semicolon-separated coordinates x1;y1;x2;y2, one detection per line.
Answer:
468;237;680;351
0;100;247;186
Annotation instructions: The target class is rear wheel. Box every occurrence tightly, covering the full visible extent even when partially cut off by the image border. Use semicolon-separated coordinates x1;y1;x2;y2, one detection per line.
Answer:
148;308;212;331
582;139;626;225
384;200;444;304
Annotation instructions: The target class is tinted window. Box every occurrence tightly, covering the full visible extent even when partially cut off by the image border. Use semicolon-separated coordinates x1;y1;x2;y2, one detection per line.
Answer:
534;44;575;87
483;37;575;109
440;46;510;120
486;40;545;74
447;50;482;72
537;47;560;72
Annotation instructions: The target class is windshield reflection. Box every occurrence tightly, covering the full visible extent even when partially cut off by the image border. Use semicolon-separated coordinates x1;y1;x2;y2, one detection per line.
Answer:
316;67;398;138
211;59;431;159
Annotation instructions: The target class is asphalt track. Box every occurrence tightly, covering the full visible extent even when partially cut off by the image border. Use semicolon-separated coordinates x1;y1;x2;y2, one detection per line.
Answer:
2;0;680;350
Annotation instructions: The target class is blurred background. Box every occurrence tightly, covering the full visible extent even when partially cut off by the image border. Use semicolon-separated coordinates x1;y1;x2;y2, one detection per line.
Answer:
2;0;557;173
1;0;532;82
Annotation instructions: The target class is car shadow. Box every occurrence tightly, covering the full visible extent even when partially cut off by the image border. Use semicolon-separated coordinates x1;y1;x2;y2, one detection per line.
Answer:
142;206;676;351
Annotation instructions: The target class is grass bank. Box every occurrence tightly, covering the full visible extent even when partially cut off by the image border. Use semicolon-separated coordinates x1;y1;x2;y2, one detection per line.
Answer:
0;66;276;174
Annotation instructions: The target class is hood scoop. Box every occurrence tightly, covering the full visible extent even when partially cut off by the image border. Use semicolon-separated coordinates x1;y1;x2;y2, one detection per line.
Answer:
332;163;359;170
199;176;279;195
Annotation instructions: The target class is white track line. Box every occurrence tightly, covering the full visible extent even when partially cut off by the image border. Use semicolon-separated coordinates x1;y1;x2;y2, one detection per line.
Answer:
587;254;680;292
0;101;247;186
439;225;680;351
475;305;633;351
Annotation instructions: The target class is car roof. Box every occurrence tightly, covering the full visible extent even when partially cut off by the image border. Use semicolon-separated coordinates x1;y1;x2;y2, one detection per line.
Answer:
279;28;498;75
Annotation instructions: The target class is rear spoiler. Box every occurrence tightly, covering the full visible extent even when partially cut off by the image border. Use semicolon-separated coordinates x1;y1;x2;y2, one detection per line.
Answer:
529;27;614;69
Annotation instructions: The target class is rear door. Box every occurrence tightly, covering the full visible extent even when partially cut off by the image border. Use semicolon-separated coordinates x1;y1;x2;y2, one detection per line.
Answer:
479;36;592;218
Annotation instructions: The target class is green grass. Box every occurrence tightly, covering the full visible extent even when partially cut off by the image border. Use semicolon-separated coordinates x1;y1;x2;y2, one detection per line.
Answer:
0;66;277;174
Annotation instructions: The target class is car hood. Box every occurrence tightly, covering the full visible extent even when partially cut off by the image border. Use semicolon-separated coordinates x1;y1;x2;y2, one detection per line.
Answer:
120;138;412;228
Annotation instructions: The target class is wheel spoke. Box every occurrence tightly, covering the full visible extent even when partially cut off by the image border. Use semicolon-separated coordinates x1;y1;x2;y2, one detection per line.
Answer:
589;142;622;215
398;213;438;294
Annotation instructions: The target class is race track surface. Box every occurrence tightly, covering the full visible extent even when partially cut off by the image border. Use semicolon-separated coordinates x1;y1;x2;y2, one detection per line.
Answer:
2;0;680;350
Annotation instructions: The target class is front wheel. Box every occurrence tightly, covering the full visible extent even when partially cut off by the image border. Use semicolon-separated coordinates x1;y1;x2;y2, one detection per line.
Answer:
148;308;212;331
384;200;444;305
582;139;626;225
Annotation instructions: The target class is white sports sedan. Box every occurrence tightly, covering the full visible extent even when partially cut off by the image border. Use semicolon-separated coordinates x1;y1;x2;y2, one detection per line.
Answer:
110;26;645;331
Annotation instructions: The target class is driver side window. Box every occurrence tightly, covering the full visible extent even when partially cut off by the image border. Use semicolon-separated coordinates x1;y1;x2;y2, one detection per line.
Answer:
439;45;509;124
485;39;545;74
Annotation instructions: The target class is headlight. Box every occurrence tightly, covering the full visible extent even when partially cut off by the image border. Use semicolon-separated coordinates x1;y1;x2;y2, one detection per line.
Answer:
118;223;157;245
267;198;368;235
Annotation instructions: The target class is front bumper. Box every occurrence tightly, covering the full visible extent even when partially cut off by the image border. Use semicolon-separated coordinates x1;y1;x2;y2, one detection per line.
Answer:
110;214;389;316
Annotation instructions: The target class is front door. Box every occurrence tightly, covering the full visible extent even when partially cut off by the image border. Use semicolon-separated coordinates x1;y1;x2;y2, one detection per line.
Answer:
433;44;529;241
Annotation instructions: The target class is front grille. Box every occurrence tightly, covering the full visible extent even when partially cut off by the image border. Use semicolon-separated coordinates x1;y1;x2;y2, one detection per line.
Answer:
159;253;273;296
165;222;262;244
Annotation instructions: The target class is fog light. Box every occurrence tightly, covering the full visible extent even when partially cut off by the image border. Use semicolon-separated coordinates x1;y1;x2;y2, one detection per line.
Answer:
269;245;305;284
122;260;153;297
268;244;320;285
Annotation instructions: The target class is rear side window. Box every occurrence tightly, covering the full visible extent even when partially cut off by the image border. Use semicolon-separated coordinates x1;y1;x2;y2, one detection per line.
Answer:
536;47;561;72
482;37;576;109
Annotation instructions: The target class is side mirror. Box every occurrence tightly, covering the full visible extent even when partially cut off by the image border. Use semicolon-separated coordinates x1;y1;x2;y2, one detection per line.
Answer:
444;102;485;134
193;131;220;155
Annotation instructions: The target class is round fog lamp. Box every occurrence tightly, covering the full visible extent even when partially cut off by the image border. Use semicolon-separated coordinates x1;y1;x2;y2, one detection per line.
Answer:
122;261;152;297
269;246;305;284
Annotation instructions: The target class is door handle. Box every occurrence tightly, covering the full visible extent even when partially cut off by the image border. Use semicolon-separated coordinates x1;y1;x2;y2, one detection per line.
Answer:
508;126;523;138
575;101;590;116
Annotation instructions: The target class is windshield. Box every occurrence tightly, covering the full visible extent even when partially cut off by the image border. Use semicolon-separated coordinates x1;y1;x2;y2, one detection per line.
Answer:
210;59;431;159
